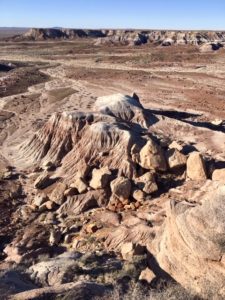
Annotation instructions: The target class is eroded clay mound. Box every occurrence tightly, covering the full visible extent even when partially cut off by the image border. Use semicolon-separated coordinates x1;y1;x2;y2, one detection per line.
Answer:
94;93;156;127
151;183;225;297
17;94;160;181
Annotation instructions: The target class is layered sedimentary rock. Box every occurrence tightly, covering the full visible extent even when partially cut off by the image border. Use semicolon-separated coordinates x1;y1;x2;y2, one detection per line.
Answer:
151;183;225;297
17;94;158;182
11;28;225;49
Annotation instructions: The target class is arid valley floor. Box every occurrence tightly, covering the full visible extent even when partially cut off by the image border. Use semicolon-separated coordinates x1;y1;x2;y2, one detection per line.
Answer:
1;34;225;299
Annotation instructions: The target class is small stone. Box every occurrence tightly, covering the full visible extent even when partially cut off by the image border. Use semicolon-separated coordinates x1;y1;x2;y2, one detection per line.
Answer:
45;201;57;210
211;119;223;126
85;223;98;234
64;187;78;197
132;189;145;202
90;167;111;190
130;203;136;210
44;212;57;224
42;161;55;171
187;152;207;180
34;193;48;206
39;200;57;212
70;177;88;194
49;230;61;246
135;172;158;194
2;171;14;180
168;141;183;151
34;171;52;189
121;242;145;261
139;268;156;283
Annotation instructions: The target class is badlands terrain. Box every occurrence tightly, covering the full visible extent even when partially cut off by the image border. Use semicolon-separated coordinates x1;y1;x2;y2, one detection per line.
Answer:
0;29;225;299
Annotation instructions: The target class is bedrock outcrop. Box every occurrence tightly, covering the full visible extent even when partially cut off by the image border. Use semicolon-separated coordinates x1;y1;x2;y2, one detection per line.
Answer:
151;182;225;298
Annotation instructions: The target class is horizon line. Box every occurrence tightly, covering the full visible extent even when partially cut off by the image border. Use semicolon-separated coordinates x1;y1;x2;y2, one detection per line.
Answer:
1;26;225;32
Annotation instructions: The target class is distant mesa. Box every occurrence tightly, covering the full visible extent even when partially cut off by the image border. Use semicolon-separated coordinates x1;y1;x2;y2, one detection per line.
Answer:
7;27;225;49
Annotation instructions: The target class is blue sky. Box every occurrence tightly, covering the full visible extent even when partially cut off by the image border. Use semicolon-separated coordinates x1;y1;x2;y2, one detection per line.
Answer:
1;0;225;30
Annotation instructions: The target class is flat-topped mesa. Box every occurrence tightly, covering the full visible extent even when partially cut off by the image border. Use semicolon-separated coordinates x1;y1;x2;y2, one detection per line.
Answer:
20;28;105;41
95;30;225;47
150;183;225;297
10;28;225;48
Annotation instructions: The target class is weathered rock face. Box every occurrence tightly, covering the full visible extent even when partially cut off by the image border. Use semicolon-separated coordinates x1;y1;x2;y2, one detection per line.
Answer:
4;224;51;264
151;184;225;297
57;190;103;216
138;140;167;172
186;152;207;180
29;252;81;286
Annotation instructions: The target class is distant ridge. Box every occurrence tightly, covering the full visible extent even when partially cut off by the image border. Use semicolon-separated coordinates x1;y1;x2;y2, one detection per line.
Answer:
0;27;29;38
4;27;225;49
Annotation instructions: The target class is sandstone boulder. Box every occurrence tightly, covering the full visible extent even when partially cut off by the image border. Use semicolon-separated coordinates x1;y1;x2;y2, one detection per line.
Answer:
110;177;131;200
89;167;111;189
212;169;225;182
166;149;187;169
135;172;158;194
33;193;48;207
29;252;82;286
49;182;67;205
132;189;145;202
57;190;104;216
139;139;167;171
151;184;225;297
186;152;207;180
34;171;52;189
